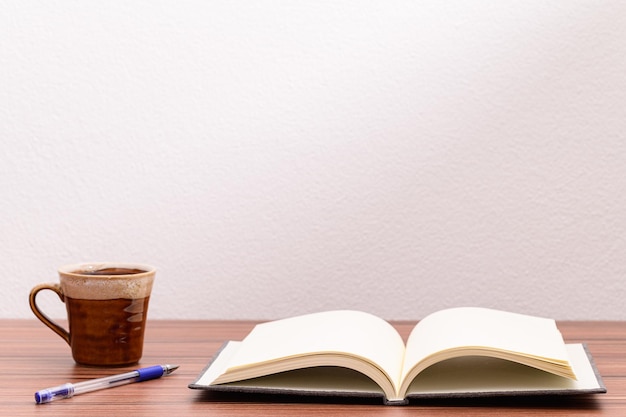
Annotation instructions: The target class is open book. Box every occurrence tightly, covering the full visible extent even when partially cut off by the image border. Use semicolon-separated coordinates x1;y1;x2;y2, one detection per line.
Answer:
189;307;606;405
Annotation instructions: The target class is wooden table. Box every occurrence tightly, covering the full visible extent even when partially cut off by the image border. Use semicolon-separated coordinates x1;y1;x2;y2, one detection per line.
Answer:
2;319;624;416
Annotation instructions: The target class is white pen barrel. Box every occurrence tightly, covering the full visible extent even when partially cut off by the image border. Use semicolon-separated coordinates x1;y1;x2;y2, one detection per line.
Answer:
72;371;139;396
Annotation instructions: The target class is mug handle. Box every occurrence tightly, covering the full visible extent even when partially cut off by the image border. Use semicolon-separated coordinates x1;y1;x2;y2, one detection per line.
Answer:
29;283;71;345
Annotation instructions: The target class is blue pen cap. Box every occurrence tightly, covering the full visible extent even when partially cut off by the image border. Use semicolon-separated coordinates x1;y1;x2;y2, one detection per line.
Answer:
35;383;74;404
136;365;165;382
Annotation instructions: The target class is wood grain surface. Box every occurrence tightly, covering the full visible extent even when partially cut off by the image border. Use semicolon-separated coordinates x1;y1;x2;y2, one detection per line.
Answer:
2;319;624;416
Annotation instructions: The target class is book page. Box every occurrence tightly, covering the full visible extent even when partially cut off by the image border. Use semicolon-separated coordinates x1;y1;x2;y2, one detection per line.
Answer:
401;307;573;392
218;310;406;394
404;344;603;397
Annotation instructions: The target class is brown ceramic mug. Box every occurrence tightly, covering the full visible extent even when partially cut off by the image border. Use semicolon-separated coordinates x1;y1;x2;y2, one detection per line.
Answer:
29;263;156;366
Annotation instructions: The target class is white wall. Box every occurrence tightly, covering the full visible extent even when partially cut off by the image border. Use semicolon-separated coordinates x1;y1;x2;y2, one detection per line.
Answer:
2;1;625;321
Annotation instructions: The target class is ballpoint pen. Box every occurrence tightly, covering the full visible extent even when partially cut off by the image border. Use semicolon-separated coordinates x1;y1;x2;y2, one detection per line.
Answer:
34;364;179;404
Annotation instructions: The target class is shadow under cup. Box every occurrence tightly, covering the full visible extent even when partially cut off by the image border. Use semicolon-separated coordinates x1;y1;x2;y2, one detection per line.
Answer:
30;263;155;367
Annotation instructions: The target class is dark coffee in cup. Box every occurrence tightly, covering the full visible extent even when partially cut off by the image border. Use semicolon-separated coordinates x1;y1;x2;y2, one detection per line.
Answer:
29;263;155;366
75;267;147;276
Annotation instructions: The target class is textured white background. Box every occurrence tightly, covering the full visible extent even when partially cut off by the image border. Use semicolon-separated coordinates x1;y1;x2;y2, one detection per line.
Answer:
2;1;625;320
